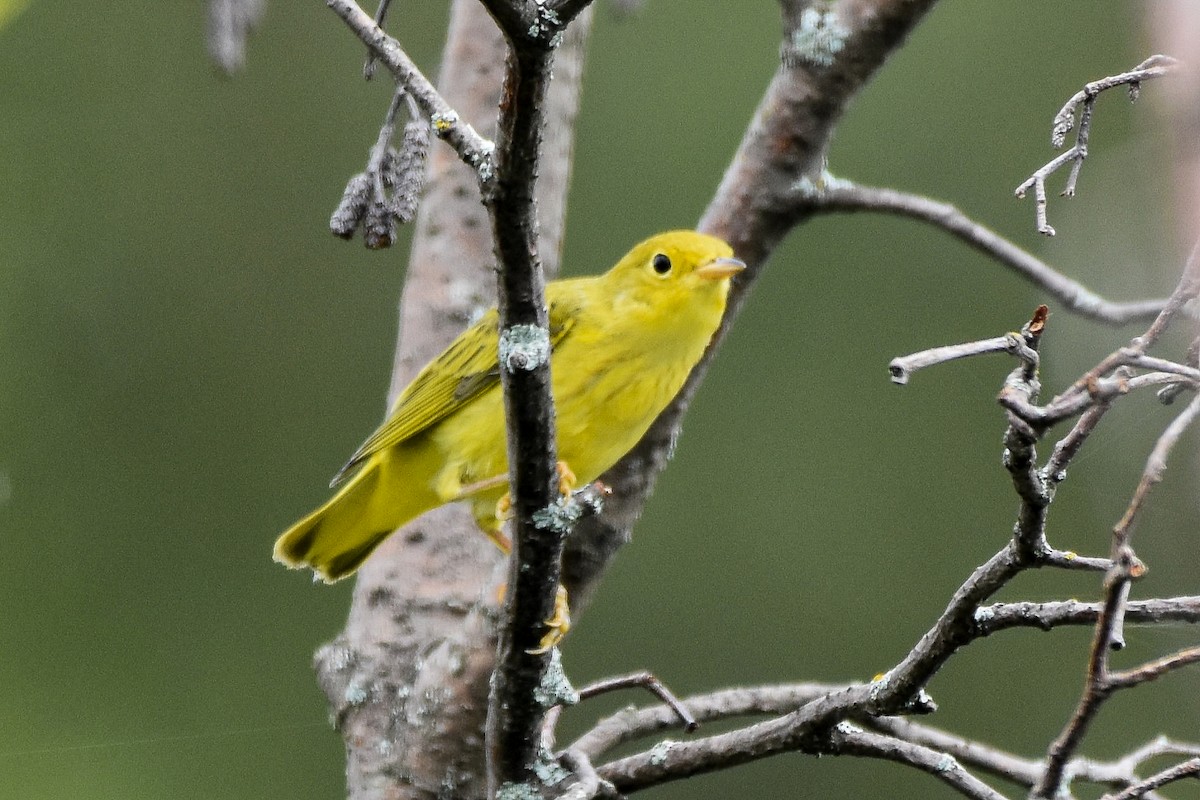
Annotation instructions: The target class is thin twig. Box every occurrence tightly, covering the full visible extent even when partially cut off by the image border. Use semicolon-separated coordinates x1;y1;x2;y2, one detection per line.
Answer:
1079;736;1200;800
892;306;1045;386
577;672;698;733
1157;335;1200;404
1103;756;1200;800
571;683;843;761
1033;549;1138;798
799;177;1163;324
889;334;1030;385
1112;393;1200;543
1015;55;1180;235
1108;646;1200;689
866;716;1043;788
828;723;1009;800
872;718;1200;797
1046;402;1117;480
973;596;1200;635
542;669;697;751
361;0;394;79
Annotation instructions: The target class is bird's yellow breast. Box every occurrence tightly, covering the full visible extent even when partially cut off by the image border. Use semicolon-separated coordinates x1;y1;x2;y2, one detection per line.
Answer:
273;229;739;583
427;274;727;500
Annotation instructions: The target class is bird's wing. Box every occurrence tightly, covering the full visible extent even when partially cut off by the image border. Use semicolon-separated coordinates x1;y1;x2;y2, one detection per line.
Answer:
330;297;579;486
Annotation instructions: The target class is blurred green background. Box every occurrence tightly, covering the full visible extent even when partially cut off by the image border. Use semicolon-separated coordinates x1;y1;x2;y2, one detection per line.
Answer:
2;2;1197;799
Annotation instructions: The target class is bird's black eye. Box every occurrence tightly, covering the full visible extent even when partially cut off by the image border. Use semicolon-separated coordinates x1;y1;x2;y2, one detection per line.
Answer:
652;253;672;275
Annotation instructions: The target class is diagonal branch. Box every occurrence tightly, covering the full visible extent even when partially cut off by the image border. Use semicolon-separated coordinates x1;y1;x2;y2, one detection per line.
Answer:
570;683;845;761
799;178;1164;324
1104;757;1200;800
1032;549;1140;798
1107;646;1200;690
1112;393;1200;544
828;724;1010;800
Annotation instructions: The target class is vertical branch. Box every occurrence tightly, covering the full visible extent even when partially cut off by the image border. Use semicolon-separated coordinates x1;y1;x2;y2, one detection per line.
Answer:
486;38;565;793
476;4;596;792
314;2;594;798
1032;550;1136;798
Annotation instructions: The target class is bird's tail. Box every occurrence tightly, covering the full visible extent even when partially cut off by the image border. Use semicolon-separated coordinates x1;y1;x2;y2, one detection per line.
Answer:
273;464;398;583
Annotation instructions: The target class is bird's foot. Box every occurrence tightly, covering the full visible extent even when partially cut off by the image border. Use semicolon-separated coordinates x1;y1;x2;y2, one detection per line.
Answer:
528;585;571;654
556;461;577;498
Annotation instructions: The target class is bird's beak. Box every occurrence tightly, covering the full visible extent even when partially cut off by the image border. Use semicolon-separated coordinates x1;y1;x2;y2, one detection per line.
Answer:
695;257;746;280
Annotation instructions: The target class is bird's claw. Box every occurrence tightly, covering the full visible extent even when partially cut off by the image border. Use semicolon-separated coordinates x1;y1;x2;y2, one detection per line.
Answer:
556;461;577;498
527;585;571;654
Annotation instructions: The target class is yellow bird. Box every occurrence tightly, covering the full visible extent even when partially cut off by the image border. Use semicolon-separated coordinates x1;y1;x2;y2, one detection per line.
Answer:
275;230;743;643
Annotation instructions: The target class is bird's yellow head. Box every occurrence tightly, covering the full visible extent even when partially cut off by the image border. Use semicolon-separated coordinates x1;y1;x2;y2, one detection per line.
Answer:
604;230;744;319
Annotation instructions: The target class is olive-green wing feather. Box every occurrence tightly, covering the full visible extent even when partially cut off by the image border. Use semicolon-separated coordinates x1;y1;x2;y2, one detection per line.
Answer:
330;300;578;486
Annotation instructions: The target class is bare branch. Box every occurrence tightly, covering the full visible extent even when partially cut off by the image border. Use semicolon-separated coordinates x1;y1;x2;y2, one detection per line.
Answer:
480;2;598;793
892;306;1045;386
828;724;1010;800
1104;757;1200;800
867;717;1043;788
801;178;1164;324
1112;393;1200;543
1033;549;1139;798
974;596;1200;635
1108;646;1200;689
360;0;394;79
577;672;698;733
1016;55;1180;235
314;3;596;798
571;683;844;761
592;542;1027;791
1047;400;1122;479
889;333;1033;386
872;719;1200;797
555;749;614;800
1039;548;1114;572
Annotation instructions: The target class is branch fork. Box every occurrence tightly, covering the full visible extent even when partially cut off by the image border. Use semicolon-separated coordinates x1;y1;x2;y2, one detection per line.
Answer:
1015;55;1181;235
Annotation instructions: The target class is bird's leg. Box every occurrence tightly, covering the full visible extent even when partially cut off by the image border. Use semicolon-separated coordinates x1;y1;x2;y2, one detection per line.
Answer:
527;461;576;652
453;473;509;500
489;494;514;552
472;461;579;652
555;460;577;497
528;586;570;654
